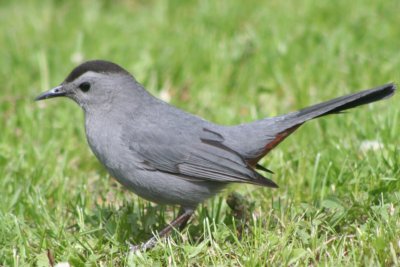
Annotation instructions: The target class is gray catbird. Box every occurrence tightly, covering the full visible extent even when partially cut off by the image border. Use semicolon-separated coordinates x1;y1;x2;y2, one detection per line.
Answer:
35;60;395;250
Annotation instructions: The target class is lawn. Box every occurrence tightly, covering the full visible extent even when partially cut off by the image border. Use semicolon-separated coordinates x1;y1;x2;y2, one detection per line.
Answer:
0;0;399;266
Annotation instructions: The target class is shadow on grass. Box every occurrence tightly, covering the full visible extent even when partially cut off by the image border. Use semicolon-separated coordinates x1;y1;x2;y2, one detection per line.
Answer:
67;192;259;251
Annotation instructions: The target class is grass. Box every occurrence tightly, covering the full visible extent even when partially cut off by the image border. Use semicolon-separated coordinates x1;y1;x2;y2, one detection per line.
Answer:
0;0;399;265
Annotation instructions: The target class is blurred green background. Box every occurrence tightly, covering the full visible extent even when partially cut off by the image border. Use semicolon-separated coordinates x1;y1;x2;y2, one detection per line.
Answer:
0;0;399;265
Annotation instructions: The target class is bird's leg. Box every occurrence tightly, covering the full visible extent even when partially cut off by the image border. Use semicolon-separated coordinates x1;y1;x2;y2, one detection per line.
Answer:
131;208;194;252
177;207;192;231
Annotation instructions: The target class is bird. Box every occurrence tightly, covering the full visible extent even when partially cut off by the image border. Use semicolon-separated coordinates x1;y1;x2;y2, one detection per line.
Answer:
35;60;396;251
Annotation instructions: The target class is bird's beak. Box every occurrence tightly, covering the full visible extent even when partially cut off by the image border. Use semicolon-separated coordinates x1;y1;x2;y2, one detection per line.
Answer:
35;85;66;101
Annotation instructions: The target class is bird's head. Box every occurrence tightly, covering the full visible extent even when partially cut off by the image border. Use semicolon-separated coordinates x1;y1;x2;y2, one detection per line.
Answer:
35;60;142;112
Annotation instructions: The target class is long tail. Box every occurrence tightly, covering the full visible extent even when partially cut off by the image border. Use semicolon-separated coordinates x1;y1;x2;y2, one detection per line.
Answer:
239;83;396;166
285;83;396;123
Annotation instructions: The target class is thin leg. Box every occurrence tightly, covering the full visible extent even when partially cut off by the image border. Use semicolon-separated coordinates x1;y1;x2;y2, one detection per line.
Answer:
177;207;191;231
130;208;194;252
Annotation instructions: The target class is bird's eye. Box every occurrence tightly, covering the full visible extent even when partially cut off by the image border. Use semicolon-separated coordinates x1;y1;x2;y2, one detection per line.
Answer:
79;82;91;92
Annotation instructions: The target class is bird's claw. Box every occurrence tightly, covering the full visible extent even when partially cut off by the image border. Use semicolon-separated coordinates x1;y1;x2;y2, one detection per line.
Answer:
129;237;158;252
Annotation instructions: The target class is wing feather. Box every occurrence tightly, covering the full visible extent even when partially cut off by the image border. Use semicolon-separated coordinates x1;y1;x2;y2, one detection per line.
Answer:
127;127;278;188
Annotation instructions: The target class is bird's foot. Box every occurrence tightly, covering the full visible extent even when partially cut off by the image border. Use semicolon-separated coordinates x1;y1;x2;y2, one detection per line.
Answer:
130;208;194;252
130;237;159;252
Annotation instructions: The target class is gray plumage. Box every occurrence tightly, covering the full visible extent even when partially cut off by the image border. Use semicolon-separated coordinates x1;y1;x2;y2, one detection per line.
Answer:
35;60;396;213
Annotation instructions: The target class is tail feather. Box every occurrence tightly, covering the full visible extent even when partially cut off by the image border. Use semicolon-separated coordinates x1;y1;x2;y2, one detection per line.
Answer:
287;83;396;123
237;83;396;166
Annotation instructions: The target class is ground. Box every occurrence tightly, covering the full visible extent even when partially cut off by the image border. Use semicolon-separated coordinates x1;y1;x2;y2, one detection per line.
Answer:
0;0;399;266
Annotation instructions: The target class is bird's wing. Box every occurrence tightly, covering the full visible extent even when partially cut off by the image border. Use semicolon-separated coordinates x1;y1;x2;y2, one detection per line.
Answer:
126;127;278;188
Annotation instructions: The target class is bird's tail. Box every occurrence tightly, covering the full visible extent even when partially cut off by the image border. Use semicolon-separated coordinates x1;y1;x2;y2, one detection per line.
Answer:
240;83;396;166
284;83;396;124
